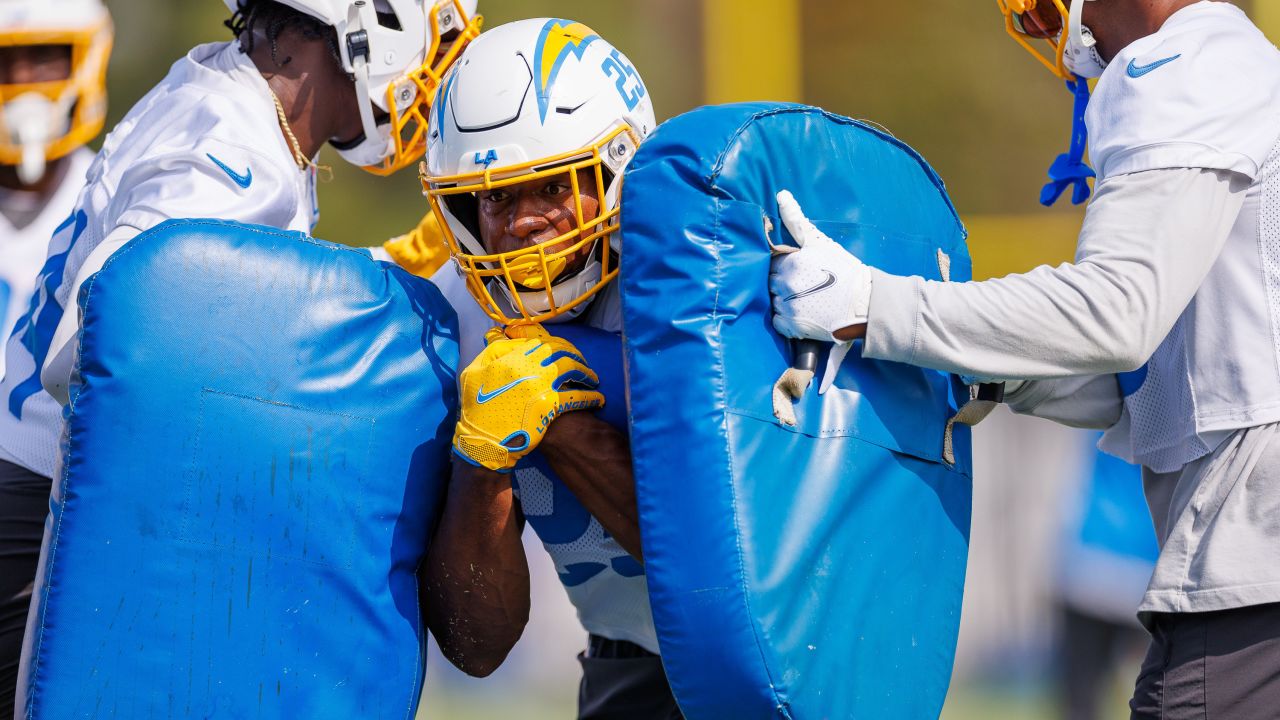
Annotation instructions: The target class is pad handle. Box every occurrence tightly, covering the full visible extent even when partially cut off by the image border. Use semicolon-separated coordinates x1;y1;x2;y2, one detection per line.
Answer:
793;340;821;374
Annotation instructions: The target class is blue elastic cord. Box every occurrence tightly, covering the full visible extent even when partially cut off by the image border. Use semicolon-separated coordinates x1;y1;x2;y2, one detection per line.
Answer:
1040;77;1096;207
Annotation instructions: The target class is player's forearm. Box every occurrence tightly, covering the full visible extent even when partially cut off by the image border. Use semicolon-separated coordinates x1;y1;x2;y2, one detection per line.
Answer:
1005;374;1123;430
540;412;643;563
422;458;529;677
862;168;1247;380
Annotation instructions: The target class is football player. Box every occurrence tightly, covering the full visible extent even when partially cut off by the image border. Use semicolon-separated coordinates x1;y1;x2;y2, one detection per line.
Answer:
767;1;1280;717
0;0;484;708
419;18;680;718
0;2;110;713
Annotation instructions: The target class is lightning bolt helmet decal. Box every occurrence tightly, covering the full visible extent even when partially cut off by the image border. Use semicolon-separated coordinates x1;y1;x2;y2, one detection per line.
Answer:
533;19;601;123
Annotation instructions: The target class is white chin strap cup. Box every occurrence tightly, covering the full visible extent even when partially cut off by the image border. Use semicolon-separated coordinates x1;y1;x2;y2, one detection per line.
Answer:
1064;0;1107;78
5;93;65;184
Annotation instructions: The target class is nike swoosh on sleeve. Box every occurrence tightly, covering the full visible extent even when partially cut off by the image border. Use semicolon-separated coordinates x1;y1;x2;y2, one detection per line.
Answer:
206;153;253;189
1126;54;1182;79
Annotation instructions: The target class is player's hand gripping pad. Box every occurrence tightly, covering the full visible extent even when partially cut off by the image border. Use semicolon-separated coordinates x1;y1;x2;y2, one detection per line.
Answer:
17;220;459;719
622;104;974;719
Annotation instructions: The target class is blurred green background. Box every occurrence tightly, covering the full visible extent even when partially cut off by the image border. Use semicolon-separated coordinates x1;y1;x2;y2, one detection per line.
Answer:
95;2;1269;719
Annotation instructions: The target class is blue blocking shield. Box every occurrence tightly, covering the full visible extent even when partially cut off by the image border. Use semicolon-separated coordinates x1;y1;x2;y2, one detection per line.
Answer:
18;220;460;719
622;103;974;719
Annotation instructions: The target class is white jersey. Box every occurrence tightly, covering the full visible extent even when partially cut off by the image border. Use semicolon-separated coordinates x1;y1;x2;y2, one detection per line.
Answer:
0;149;92;379
500;281;659;652
0;42;319;478
1093;2;1280;471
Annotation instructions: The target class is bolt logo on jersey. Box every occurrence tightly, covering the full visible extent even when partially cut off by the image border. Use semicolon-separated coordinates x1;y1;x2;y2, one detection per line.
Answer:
514;461;643;586
534;20;600;123
6;209;84;420
505;325;658;651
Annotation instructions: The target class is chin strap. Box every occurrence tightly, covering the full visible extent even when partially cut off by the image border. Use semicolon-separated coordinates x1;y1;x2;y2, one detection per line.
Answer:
1040;76;1095;207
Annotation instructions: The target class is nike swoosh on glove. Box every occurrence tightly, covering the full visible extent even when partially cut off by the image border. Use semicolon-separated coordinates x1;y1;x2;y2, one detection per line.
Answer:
769;189;873;343
454;325;605;473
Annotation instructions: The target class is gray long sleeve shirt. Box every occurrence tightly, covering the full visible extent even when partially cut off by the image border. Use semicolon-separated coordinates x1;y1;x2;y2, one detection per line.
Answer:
863;167;1246;386
861;166;1280;618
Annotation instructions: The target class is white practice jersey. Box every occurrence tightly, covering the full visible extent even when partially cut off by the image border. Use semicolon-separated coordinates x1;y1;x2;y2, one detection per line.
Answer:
0;42;319;478
497;281;658;652
0;149;92;379
1092;3;1280;471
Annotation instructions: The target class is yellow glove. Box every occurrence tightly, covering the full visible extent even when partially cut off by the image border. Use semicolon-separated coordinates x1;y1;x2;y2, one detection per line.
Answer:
383;211;450;278
454;326;605;473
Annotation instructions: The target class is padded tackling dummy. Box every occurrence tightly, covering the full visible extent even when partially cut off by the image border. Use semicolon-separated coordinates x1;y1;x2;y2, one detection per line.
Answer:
17;219;459;719
622;103;973;719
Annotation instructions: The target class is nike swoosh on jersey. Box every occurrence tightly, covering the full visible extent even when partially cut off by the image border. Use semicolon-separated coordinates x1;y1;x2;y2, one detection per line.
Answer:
206;153;253;189
477;375;536;404
783;271;837;302
1127;54;1182;79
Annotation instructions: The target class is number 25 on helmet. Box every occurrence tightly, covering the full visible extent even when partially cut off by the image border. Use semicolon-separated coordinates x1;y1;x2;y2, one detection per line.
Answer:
421;18;656;326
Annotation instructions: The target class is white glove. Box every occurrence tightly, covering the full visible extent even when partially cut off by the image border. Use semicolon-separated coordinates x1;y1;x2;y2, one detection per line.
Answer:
769;190;873;343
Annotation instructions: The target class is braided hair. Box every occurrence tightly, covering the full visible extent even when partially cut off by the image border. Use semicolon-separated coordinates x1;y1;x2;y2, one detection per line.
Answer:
224;0;343;68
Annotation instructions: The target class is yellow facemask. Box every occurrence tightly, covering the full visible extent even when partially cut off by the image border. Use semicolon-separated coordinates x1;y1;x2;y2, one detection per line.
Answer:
364;0;482;177
996;0;1073;80
422;124;638;327
0;14;112;169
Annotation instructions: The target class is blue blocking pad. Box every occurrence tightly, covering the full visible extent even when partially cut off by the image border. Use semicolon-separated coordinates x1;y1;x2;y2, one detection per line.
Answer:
19;220;459;719
621;103;973;719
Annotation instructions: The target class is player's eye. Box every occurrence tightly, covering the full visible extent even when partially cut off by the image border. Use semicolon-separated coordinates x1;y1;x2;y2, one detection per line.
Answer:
542;181;570;197
1015;5;1062;39
482;189;511;204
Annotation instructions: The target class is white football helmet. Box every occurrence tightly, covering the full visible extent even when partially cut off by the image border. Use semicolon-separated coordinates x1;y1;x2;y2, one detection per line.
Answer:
0;0;112;184
422;18;656;325
223;0;481;175
997;0;1105;80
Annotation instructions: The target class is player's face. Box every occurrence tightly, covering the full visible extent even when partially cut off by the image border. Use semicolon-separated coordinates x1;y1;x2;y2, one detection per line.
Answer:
434;29;460;65
0;44;72;85
1013;1;1063;39
476;168;601;277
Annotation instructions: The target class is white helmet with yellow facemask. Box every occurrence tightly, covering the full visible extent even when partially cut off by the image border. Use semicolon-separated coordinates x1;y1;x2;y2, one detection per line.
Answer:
997;0;1106;79
995;0;1105;206
0;0;112;184
223;0;482;176
422;18;655;326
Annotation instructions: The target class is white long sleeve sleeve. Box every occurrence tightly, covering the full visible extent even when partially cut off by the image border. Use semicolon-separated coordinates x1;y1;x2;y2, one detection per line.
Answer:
862;167;1249;380
1004;374;1123;430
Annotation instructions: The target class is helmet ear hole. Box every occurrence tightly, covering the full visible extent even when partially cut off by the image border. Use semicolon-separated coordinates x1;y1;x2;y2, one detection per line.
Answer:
373;0;402;30
443;192;482;245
